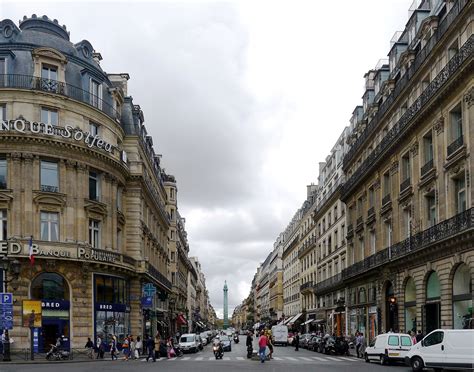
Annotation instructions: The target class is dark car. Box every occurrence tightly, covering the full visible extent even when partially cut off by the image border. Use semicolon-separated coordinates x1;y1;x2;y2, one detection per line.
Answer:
219;335;232;352
299;333;313;349
307;336;323;352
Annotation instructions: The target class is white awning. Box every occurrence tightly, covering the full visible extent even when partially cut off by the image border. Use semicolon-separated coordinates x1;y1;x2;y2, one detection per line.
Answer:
302;319;314;325
283;316;295;325
289;313;302;324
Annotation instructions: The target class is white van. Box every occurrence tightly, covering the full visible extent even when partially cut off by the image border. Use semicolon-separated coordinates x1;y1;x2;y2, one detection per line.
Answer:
272;325;288;346
179;333;200;353
405;329;474;372
365;333;413;364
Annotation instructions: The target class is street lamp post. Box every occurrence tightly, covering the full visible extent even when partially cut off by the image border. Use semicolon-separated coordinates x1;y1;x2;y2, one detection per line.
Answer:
0;256;21;362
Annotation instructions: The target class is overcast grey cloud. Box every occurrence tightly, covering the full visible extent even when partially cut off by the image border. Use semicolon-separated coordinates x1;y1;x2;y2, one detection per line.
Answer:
0;0;411;317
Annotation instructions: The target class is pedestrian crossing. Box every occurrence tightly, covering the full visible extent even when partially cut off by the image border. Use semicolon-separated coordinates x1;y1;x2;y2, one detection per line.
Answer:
141;355;364;363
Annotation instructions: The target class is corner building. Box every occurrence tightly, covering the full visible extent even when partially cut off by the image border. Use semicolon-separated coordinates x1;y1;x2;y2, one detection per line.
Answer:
341;0;472;339
0;16;173;350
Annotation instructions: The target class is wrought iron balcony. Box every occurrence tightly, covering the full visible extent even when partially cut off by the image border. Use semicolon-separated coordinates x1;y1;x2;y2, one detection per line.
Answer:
0;74;120;121
382;194;391;206
147;262;172;291
400;178;411;192
343;0;470;168
41;185;59;193
313;273;343;295
341;32;473;199
342;208;474;281
421;159;434;177
300;281;313;293
357;216;364;226
447;136;464;157
367;207;375;217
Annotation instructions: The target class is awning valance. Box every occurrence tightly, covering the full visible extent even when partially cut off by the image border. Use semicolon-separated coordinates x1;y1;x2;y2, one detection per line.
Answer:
289;313;302;324
302;319;314;325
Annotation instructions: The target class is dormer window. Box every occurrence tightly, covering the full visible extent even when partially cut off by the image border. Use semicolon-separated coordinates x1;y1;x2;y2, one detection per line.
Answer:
41;64;58;92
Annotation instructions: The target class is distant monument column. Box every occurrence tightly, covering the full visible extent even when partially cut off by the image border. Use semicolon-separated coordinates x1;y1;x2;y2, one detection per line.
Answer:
223;281;229;329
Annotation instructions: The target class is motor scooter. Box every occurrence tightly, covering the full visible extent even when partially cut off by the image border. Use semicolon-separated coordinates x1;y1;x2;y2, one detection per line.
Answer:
233;335;239;344
213;342;223;360
46;344;70;361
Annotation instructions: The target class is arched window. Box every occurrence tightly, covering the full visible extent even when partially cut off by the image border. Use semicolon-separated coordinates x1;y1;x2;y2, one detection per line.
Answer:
31;272;69;300
405;278;416;303
453;264;472;329
426;272;440;300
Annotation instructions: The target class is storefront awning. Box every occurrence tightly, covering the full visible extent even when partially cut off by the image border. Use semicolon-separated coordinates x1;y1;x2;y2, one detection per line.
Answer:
289;313;302;324
177;314;187;325
282;316;295;325
313;319;326;323
302;319;314;325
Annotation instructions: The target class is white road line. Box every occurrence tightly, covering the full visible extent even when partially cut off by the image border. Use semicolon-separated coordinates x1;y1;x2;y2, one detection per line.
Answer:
222;356;231;361
311;356;327;361
167;358;176;361
299;357;313;361
339;357;357;361
235;356;245;360
273;357;283;360
284;356;298;361
208;357;215;361
195;356;203;361
182;357;191;360
325;356;343;361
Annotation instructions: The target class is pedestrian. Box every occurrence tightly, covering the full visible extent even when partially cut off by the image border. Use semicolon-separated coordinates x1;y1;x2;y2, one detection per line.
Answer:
410;331;417;345
294;332;300;351
355;332;362;358
135;336;143;356
154;333;161;360
95;335;103;359
258;331;268;363
110;335;118;361
415;330;424;343
85;337;94;359
145;335;156;362
359;333;366;358
130;336;136;360
266;329;274;359
166;336;174;358
246;331;253;359
122;335;130;360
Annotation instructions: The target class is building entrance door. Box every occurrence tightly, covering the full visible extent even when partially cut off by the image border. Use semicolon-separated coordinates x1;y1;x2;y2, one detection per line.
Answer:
425;303;440;333
42;322;58;352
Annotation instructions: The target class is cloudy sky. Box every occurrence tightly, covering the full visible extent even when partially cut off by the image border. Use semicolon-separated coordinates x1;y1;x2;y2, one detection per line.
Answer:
1;0;411;318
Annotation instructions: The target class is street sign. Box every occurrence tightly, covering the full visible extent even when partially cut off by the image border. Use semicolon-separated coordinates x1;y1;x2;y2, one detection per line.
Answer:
141;296;153;308
0;293;13;330
143;283;156;297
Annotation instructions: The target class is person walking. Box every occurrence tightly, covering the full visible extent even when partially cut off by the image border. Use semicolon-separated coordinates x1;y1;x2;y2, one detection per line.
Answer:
415;330;424;343
266;329;274;359
85;337;94;359
246;331;253;359
95;336;103;359
145;335;156;362
359;333;366;358
154;333;161;360
258;331;268;363
130;336;136;360
122;335;130;360
110;335;118;361
294;332;300;351
135;336;142;357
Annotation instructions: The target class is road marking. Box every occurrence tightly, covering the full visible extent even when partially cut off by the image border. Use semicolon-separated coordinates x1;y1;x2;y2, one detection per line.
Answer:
236;357;245;360
339;357;357;361
325;356;343;361
284;356;298;361
273;357;283;360
182;357;191;360
195;356;203;361
311;356;327;361
223;356;231;361
167;358;176;361
299;357;313;361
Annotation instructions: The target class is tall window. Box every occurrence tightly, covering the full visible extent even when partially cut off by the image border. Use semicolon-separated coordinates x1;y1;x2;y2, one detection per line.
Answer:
116;187;122;211
89;171;100;201
368;187;375;209
357;197;363;216
117;228;122;251
0;104;5;120
41;65;58;92
0;58;5;74
40;211;59;241
0;159;6;189
41;107;58;125
90;79;102;109
0;210;7;240
449;104;463;142
426;194;437;227
370;230;376;255
359;238;364;261
454;176;466;214
40;160;59;192
383;172;391;198
423;132;433;164
403;208;411;238
385;220;392;248
89;122;99;136
89;219;100;248
401;152;411;182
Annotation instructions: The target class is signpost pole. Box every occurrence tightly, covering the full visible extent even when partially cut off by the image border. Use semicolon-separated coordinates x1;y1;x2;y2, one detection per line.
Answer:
30;327;34;361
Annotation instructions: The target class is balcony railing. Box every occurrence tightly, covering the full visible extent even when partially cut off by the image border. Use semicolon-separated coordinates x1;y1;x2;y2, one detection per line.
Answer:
0;74;120;121
313;273;343;295
342;33;473;199
400;178;411;192
300;281;313;292
147;262;172;291
447;135;464;157
343;0;469;168
382;194;391;206
367;207;375;217
421;159;434;177
342;208;473;281
41;185;59;193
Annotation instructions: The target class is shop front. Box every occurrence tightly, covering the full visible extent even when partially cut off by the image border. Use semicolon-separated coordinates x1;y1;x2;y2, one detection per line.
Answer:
93;274;130;349
404;278;417;333
31;272;71;352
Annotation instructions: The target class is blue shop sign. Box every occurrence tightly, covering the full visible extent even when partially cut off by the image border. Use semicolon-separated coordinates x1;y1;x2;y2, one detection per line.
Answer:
141;296;152;308
95;303;129;312
42;300;70;310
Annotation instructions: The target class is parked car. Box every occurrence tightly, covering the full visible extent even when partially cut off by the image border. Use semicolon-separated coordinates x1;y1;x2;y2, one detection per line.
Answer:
195;334;204;350
405;329;474;372
199;333;208;346
219;335;232;352
179;334;200;353
307;336;323;352
365;333;413;364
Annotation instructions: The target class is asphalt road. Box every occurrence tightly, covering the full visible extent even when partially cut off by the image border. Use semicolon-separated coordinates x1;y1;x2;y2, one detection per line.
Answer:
0;335;414;372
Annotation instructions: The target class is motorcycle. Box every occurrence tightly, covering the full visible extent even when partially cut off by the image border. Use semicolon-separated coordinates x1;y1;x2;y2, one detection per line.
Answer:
233;335;239;344
213;342;223;360
46;344;70;361
174;345;184;357
334;337;349;355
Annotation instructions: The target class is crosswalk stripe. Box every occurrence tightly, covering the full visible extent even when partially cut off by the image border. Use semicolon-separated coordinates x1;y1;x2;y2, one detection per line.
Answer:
208;357;215;361
284;356;298;361
182;357;191;360
273;357;283;360
223;357;231;361
339;357;357;361
311;356;327;361
195;356;203;361
167;358;176;361
325;356;343;361
235;357;245;360
300;357;313;361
